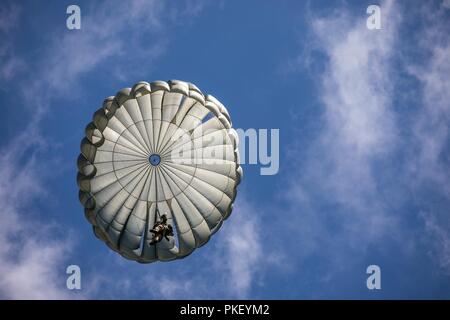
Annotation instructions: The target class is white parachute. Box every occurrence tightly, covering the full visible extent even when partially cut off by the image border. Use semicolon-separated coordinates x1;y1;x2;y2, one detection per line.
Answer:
77;80;243;263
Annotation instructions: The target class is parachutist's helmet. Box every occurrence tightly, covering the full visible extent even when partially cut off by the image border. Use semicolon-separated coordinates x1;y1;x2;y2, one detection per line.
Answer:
160;214;167;222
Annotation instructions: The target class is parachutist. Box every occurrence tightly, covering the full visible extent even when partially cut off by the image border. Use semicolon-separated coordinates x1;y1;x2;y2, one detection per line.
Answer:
149;214;174;245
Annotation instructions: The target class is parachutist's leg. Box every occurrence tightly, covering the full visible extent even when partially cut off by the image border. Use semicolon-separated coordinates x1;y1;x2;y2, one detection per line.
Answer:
150;235;158;245
164;235;170;241
150;229;156;234
150;234;162;245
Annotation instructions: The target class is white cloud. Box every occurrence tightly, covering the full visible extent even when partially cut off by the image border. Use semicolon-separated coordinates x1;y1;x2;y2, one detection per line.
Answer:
0;135;74;299
311;0;398;161
284;0;450;282
214;197;264;298
0;0;208;299
421;212;450;274
285;0;400;259
408;34;450;190
151;277;197;299
25;0;206;105
407;5;450;273
146;196;267;299
77;196;268;300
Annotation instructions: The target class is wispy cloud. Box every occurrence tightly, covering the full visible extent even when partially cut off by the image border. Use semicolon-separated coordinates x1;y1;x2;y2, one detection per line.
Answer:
216;198;264;297
0;135;74;299
0;2;20;32
0;3;24;82
421;212;450;274
81;195;270;299
0;0;208;299
80;0;450;297
24;0;207;110
155;196;266;299
0;6;67;295
285;0;400;260
283;0;450;288
408;12;450;190
406;3;450;273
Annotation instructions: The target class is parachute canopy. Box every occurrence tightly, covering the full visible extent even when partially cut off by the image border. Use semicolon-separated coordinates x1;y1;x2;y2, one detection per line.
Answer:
77;80;243;263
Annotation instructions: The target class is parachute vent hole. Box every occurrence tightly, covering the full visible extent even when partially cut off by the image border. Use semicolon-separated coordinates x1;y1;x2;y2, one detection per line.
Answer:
149;154;161;166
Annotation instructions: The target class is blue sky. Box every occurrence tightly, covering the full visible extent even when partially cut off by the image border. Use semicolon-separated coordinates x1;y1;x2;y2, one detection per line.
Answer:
1;0;450;299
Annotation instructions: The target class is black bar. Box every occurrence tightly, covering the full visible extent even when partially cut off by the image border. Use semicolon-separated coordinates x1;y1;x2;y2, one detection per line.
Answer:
0;300;449;318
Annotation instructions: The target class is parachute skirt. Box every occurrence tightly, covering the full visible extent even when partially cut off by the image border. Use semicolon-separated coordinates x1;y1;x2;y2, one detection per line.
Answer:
77;80;243;263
